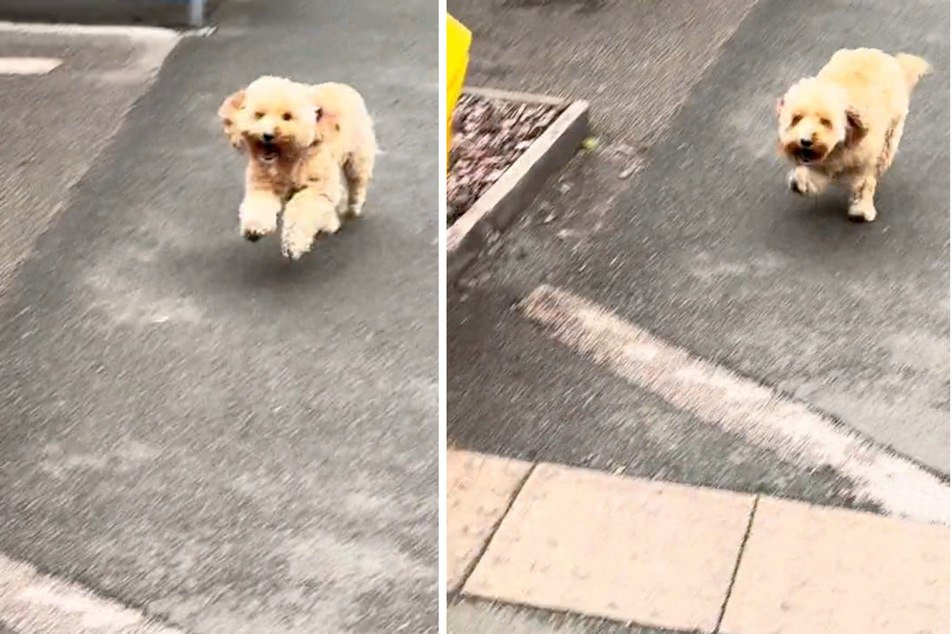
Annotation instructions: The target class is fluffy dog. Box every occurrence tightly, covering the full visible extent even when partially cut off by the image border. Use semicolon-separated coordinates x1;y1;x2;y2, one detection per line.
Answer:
776;48;930;222
218;75;377;259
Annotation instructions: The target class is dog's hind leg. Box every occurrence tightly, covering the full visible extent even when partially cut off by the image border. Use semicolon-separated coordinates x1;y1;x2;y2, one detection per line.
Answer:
343;145;376;218
876;116;906;178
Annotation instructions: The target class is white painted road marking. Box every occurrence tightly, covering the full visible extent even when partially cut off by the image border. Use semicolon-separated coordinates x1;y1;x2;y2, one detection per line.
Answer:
0;21;214;40
0;554;182;633
518;284;950;526
0;22;180;41
0;57;61;75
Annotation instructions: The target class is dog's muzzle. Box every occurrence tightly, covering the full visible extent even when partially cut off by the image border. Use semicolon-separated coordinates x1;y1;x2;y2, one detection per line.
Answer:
251;138;280;163
788;141;826;165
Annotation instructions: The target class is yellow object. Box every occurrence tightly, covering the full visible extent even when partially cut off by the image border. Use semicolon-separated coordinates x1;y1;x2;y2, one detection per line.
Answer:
447;14;472;172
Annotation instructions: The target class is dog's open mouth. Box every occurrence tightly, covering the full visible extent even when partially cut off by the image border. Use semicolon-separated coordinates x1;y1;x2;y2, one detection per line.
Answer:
792;145;825;164
782;140;828;165
795;148;819;163
252;140;280;163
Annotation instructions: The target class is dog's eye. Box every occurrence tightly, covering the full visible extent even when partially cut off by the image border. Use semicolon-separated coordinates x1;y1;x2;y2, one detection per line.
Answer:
254;111;264;120
790;114;803;126
819;118;832;128
282;112;293;121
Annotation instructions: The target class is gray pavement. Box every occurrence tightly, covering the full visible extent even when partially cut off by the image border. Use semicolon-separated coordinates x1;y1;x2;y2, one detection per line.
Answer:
448;0;949;506
0;1;437;633
0;30;176;295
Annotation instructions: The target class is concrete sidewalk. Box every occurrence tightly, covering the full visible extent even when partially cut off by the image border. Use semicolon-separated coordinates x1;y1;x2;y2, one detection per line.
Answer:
448;450;950;634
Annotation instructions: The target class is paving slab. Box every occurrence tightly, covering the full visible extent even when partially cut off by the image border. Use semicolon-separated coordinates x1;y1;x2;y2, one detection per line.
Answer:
447;451;533;592
449;455;949;633
722;497;950;634
463;463;754;632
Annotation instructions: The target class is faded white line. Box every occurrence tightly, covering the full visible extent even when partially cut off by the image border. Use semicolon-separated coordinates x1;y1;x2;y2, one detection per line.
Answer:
0;554;182;634
0;22;180;41
518;284;950;526
0;57;61;75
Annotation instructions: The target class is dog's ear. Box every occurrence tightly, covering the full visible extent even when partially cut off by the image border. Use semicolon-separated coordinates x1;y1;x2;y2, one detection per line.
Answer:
312;103;340;132
218;89;246;121
844;107;867;147
775;97;784;116
219;89;246;149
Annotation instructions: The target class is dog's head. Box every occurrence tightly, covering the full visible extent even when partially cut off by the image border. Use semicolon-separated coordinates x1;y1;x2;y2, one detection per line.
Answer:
220;76;321;163
776;77;867;165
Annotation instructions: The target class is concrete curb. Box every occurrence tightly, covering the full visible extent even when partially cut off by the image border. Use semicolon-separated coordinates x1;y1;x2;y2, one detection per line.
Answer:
447;88;590;283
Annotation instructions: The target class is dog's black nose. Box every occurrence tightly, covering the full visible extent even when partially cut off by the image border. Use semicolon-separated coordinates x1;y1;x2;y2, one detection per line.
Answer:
261;133;275;143
800;138;813;148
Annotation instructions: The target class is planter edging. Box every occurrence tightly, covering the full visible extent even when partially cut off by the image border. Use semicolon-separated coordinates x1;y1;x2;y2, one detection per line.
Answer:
447;88;590;282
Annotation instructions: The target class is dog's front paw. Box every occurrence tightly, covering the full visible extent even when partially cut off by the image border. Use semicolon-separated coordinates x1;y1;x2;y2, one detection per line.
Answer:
787;168;822;196
847;201;877;223
239;200;279;242
319;209;343;235
281;222;317;261
240;220;274;242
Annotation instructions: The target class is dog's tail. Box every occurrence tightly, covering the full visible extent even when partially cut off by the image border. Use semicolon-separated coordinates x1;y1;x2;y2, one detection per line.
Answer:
895;53;932;90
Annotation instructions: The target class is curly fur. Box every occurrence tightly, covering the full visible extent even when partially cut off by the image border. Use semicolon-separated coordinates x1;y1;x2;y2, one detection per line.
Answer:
776;48;931;222
218;75;377;259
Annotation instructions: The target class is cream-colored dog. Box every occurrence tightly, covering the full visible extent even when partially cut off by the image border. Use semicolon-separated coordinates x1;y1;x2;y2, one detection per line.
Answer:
776;48;930;222
218;76;376;259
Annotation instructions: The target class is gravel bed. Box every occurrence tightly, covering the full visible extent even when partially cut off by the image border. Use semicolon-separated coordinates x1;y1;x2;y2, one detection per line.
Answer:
447;93;565;226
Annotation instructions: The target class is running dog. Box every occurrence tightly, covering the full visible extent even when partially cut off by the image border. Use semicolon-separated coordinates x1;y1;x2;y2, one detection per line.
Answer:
219;76;377;258
776;48;930;222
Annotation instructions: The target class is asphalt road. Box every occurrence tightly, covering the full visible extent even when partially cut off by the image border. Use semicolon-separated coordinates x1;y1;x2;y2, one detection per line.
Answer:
0;1;438;633
448;0;950;509
0;29;177;294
